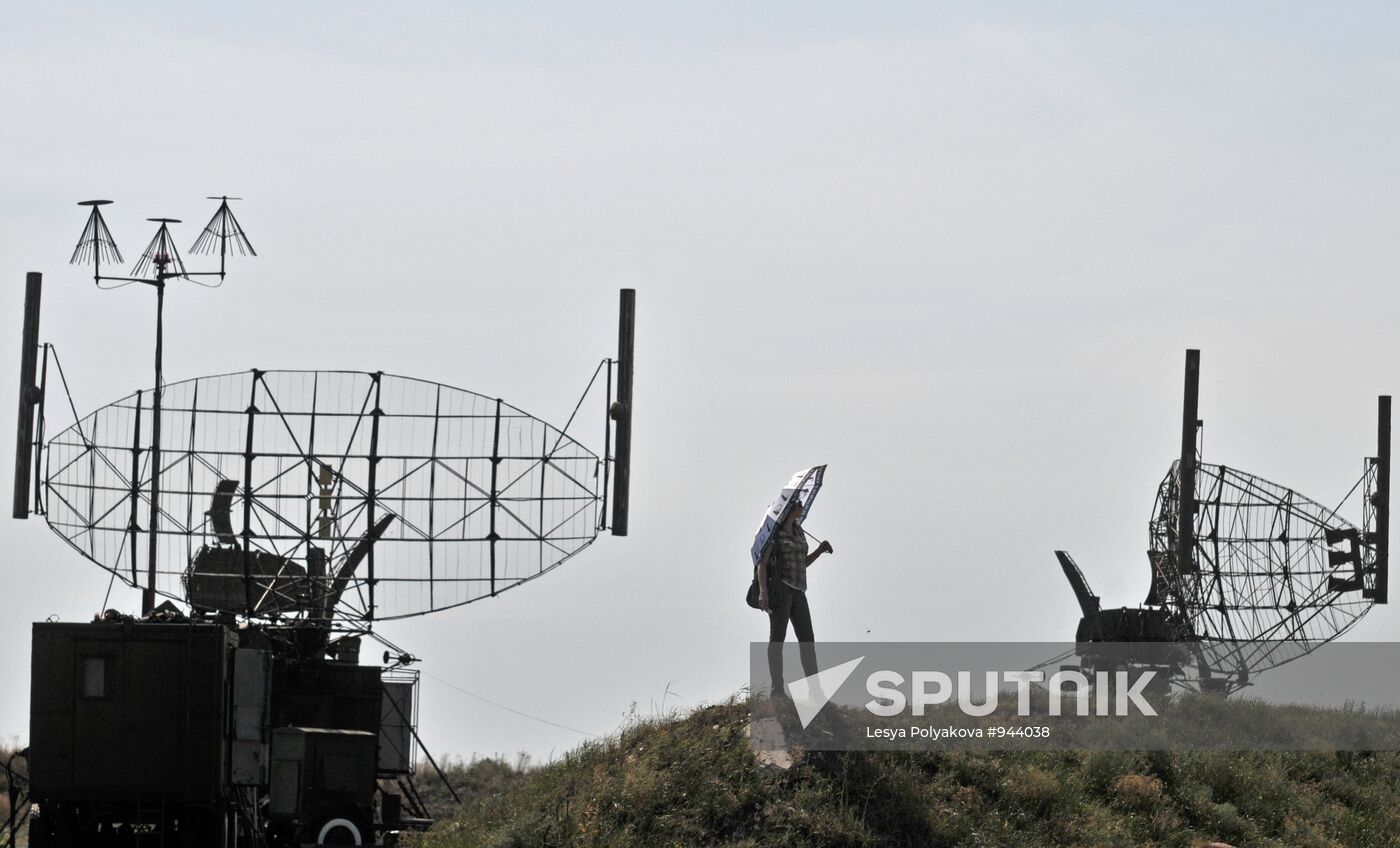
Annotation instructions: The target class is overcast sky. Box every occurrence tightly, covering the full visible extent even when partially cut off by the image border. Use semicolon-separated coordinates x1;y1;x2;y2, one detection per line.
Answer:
4;2;1400;761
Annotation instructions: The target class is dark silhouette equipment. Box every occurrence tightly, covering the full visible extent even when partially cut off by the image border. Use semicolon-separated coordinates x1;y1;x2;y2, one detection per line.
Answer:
9;201;639;846
1053;350;1390;694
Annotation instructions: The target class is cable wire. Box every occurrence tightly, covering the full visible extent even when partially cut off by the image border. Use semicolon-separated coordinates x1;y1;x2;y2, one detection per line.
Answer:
424;671;599;738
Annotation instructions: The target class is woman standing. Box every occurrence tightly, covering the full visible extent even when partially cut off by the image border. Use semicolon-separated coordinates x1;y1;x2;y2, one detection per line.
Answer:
756;502;833;697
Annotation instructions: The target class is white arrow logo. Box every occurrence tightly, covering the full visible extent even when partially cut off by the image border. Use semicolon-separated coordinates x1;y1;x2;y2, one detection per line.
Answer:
789;656;864;728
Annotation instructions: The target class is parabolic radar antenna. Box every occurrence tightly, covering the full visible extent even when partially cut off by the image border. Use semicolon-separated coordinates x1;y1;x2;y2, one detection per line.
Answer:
40;369;617;621
14;204;637;628
1054;350;1390;693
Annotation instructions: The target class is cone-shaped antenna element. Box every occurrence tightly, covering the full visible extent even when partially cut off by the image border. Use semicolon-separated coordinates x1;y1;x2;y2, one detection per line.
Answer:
132;218;189;279
190;196;255;257
70;200;123;266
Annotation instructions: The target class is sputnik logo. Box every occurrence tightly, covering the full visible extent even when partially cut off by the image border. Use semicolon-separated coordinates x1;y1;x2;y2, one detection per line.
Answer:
783;657;1160;728
788;656;864;728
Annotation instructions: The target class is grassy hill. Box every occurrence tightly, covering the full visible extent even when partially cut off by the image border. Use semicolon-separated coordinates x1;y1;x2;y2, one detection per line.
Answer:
405;701;1400;848
410;754;533;821
8;699;1400;847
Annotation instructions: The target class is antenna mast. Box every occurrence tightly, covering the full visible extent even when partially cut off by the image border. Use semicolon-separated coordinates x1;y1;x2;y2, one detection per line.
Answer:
69;197;256;613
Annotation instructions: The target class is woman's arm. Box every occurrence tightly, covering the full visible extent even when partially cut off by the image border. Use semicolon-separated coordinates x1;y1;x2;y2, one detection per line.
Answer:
804;540;833;568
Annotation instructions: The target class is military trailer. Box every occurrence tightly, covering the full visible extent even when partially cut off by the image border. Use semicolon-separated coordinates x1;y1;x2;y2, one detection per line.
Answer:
25;618;429;847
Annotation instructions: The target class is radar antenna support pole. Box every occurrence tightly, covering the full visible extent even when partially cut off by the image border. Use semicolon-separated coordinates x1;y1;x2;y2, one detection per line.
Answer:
144;269;167;614
366;372;383;620
1177;349;1200;575
610;289;635;536
143;271;168;610
12;272;42;520
1377;395;1391;604
241;374;260;617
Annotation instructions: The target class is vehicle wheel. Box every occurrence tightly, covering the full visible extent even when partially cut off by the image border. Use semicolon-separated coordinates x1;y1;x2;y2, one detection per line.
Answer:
315;814;367;845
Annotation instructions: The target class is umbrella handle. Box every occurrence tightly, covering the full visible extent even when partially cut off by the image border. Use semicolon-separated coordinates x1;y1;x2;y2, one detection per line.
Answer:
803;528;833;555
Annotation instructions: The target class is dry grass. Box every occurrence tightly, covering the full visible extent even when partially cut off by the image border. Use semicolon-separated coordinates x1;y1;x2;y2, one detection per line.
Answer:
406;699;1400;848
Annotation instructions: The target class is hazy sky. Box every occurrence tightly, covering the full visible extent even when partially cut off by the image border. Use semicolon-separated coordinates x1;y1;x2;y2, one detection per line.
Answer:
4;2;1400;761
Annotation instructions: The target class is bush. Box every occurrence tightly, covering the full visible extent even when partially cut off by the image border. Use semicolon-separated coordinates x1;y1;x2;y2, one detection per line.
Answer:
1110;773;1163;811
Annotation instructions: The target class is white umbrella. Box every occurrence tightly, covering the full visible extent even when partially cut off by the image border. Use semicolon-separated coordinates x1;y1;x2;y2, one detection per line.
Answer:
750;465;827;566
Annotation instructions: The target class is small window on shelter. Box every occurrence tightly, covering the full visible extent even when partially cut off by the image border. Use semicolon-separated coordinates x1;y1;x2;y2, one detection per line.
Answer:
81;656;107;698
